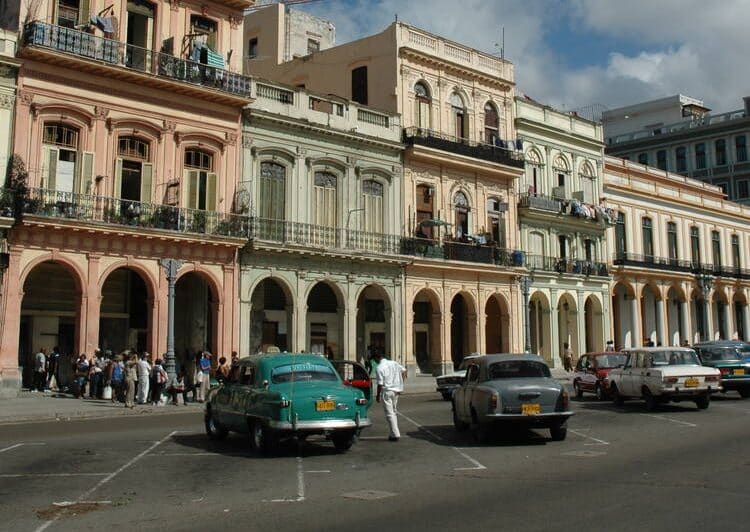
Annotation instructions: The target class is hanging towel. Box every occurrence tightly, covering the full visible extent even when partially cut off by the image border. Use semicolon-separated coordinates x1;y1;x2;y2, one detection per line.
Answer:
90;15;114;34
190;42;204;63
205;47;225;69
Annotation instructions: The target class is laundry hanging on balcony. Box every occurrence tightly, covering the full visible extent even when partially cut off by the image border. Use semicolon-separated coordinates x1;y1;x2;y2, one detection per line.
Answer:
190;42;225;69
89;16;114;34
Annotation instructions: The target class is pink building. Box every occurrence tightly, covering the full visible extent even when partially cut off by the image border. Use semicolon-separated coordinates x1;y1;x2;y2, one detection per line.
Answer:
0;0;254;396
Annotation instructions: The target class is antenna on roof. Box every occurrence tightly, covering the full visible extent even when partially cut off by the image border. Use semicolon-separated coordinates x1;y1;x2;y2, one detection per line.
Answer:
395;13;398;22
494;26;505;61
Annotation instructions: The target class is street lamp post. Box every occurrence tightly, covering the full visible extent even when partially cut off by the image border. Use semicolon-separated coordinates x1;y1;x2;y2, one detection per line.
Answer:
160;258;183;380
518;275;533;353
697;273;713;342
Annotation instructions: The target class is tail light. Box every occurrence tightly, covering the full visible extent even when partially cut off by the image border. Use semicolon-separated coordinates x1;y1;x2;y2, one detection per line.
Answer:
279;399;291;408
663;377;678;385
355;398;368;406
556;390;569;411
705;375;720;382
719;368;730;375
488;394;498;411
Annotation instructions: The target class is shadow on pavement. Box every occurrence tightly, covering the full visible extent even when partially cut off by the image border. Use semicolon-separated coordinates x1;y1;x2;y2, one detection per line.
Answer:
406;423;550;447
170;431;347;459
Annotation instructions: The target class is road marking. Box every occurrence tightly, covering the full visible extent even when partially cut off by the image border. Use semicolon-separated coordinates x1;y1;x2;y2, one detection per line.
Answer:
305;470;331;474
641;413;697;427
0;443;23;454
53;500;111;506
569;428;610;446
398;412;486;471
34;430;176;532
266;456;305;503
0;473;109;478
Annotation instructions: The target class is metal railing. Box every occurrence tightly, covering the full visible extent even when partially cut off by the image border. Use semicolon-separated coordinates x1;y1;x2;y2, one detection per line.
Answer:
23;21;252;98
611;253;750;279
403;127;525;168
401;236;525;267
524;254;608;276
518;193;562;213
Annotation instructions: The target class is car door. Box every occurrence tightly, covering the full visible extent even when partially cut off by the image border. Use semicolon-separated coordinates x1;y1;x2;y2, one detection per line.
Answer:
574;356;587;389
462;364;481;416
619;353;636;396
580;356;595;391
227;364;255;430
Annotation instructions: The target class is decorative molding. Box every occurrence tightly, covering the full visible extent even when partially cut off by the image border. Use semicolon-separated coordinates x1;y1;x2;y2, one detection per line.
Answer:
169;0;181;11
16;89;33;106
163;120;177;134
226;132;238;146
0;93;15;110
229;16;242;30
94;105;109;120
242;134;253;149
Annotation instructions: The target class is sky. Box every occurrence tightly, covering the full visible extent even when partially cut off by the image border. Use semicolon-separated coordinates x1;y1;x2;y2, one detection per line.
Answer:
298;0;750;117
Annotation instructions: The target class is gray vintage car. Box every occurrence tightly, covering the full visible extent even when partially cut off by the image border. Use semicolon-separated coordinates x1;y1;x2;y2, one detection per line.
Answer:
452;354;574;441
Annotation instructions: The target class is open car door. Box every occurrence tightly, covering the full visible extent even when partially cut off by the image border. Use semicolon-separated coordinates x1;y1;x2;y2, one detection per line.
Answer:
331;360;372;404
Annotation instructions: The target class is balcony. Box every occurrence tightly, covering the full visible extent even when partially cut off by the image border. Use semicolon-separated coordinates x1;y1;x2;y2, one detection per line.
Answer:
611;253;750;279
403;128;525;168
20;188;250;240
518;193;616;226
518;193;562;213
401;236;525;267
22;22;252;103
525;255;608;277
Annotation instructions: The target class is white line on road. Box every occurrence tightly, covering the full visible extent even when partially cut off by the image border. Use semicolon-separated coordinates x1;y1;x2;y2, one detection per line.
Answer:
305;470;331;474
266;456;306;503
569;428;610;446
34;430;177;532
0;473;109;478
398;412;487;471
641;413;697;427
0;443;23;454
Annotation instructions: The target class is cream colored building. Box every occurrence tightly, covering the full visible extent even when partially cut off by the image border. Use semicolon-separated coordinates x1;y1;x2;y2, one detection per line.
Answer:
243;11;526;375
515;97;612;368
605;156;750;348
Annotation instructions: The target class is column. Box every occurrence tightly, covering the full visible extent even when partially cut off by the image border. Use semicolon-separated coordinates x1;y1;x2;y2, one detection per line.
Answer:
576;292;586;359
630;295;642;347
680;300;691;346
84;255;101;355
743;301;750;343
550;291;560;367
656;297;667;346
0;251;23;397
724;301;734;340
703;299;712;341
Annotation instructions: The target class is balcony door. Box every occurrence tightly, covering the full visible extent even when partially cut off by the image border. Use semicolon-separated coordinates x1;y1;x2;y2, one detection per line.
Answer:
126;0;155;72
313;171;337;246
415;184;434;239
114;136;152;203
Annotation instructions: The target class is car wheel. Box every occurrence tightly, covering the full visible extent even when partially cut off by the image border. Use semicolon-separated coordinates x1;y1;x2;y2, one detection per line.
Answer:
250;420;275;454
205;408;228;441
610;384;624;406
452;402;469;432
573;380;583;399
331;430;356;452
738;388;750;399
695;394;710;410
549;425;567;441
470;409;490;443
441;392;453;401
643;387;658;411
594;383;604;401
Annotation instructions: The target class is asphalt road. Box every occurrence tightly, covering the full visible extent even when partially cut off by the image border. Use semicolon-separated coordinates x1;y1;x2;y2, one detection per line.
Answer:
2;391;750;532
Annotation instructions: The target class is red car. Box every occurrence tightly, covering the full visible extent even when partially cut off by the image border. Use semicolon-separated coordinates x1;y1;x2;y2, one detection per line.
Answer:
573;352;627;400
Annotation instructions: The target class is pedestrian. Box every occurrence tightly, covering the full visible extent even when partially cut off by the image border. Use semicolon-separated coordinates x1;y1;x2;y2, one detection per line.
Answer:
563;342;574;372
183;351;197;403
605;340;615;352
74;353;89;398
125;354;138;408
151;358;168;406
47;346;60;391
229;351;240;382
110;355;125;403
168;371;187;405
216;356;230;384
374;352;406;442
146;352;155;403
136;353;151;404
88;353;103;399
196;351;212;402
33;347;47;392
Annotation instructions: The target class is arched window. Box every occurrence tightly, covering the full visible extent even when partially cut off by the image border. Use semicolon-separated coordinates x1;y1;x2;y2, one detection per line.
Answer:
115;136;153;202
579;161;597;203
486;197;505;247
414;82;431;130
314;170;337;230
552;155;570;198
453;191;469;237
42;122;91;195
362;179;384;233
642;217;654;259
450;92;467;139
484;102;499;145
415;183;434;238
259;161;286;220
184;148;217;210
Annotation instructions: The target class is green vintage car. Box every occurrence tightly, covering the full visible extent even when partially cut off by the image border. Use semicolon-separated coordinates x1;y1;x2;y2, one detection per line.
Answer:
693;341;750;398
204;353;372;452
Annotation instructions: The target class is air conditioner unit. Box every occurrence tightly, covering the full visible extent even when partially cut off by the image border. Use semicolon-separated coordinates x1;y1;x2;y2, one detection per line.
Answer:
551;186;566;199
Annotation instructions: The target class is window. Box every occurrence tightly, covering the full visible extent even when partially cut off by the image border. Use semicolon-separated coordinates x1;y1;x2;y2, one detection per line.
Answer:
712;230;721;267
736;135;747;162
484;102;499;145
307;38;320;54
695;143;706;169
638;153;649;165
126;0;156;71
530;166;539;195
57;0;84;28
415;184;434;238
667;222;678;262
44;123;79;148
183;148;216;210
450;92;466;139
248;38;258;59
190;15;218;51
580;163;597;203
690;226;701;265
486;198;505;247
351;66;368;105
558;234;567;258
115;135;152;202
259;161;286;220
557;172;566;187
732;234;741;269
362;179;384;233
584;239;593;262
715;139;727;166
313;171;337;228
42;122;92;195
641;217;653;259
615;212;627;257
675;146;687;173
414;82;431;130
739;180;749;199
656;150;667;170
453;191;469;237
118;136;149;161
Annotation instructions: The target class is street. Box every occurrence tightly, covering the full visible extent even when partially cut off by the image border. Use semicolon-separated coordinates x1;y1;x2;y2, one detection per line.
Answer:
1;392;750;532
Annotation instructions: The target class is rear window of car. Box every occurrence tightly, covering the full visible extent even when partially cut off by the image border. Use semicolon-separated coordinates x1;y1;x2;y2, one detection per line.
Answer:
488;361;551;379
595;354;626;368
271;363;339;383
699;348;744;361
650;351;700;366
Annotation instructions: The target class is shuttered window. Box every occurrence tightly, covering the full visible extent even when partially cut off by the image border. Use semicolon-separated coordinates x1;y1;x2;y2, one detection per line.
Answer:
314;171;337;228
184;148;216;210
259;162;286;220
362;179;384;233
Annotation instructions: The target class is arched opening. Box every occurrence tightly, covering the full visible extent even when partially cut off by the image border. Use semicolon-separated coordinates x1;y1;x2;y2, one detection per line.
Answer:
249;278;292;353
175;272;216;367
99;268;151;354
414;82;431;129
530;291;552;365
357;284;392;362
640;284;659;345
453;191;469;238
483;101;499;144
485;294;509;353
116;135;152;203
450;92;467;139
307;281;343;358
666;286;686;346
612;283;636;348
712;289;729;340
584;295;603;353
450;293;477;369
733;292;747;341
557;293;578;363
20;261;81;389
412;289;441;374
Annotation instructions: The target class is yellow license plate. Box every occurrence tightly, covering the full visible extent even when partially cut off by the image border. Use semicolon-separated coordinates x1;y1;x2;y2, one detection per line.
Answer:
521;403;541;415
316;400;335;411
684;378;699;388
734;369;745;376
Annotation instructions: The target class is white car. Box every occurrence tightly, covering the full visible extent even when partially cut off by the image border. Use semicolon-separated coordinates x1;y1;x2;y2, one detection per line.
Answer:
436;354;482;400
607;347;721;410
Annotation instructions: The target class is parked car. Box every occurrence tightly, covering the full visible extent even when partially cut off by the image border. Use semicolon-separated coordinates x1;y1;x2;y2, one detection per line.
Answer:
330;359;372;403
573;352;627;400
436;354;482;400
452;354;573;442
693;341;750;398
205;353;371;453
606;347;721;410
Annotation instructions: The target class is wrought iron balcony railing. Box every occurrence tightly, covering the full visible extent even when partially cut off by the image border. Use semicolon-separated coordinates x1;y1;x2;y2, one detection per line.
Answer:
525;254;609;277
401;236;525;267
611;253;750;279
23;21;252;99
403;127;525;168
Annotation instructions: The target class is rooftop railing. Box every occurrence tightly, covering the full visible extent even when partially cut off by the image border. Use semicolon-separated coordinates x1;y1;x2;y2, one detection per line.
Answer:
403;127;525;168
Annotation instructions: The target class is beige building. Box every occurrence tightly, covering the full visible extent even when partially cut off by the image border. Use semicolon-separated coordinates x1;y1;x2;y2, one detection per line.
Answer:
244;8;526;375
604;156;750;348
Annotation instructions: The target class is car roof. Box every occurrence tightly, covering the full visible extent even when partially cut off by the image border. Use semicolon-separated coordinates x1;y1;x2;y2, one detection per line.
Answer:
477;353;548;365
621;347;695;353
693;340;750;348
239;353;329;366
584;351;624;356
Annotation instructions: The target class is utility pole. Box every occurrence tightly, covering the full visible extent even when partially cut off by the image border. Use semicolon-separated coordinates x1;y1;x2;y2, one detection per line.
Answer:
160;258;184;380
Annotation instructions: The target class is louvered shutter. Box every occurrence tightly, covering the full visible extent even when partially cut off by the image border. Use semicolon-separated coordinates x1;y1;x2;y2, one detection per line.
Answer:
113;158;123;198
185;170;199;209
140;162;153;203
78;0;90;25
78;151;94;195
206;172;217;211
42;146;59;190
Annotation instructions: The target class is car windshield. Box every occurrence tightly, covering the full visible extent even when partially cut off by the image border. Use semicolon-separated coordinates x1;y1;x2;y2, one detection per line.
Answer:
458;357;477;371
488;360;551;379
700;347;746;361
650;351;700;366
271;363;339;384
595;354;627;368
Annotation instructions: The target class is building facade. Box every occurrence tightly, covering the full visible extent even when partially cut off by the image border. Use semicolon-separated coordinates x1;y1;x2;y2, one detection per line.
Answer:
0;0;254;397
604;95;750;204
604;156;750;349
239;78;406;362
515;97;612;368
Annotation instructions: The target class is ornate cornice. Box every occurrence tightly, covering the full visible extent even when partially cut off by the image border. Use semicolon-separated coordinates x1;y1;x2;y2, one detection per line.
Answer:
0;93;15;110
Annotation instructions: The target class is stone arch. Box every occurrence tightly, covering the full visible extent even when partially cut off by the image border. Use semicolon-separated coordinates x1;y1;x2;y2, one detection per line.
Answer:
449;290;478;369
412;287;443;374
20;254;86;295
98;260;158;301
552;153;570;172
557;292;579;363
249;276;295;353
306;279;346;358
529;291;552;364
485;293;510;354
612;281;636;349
584;294;604;353
357;283;393;359
176;265;223;304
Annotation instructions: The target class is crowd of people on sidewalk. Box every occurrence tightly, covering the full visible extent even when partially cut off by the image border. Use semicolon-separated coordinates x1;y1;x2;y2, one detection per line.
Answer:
30;346;241;408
